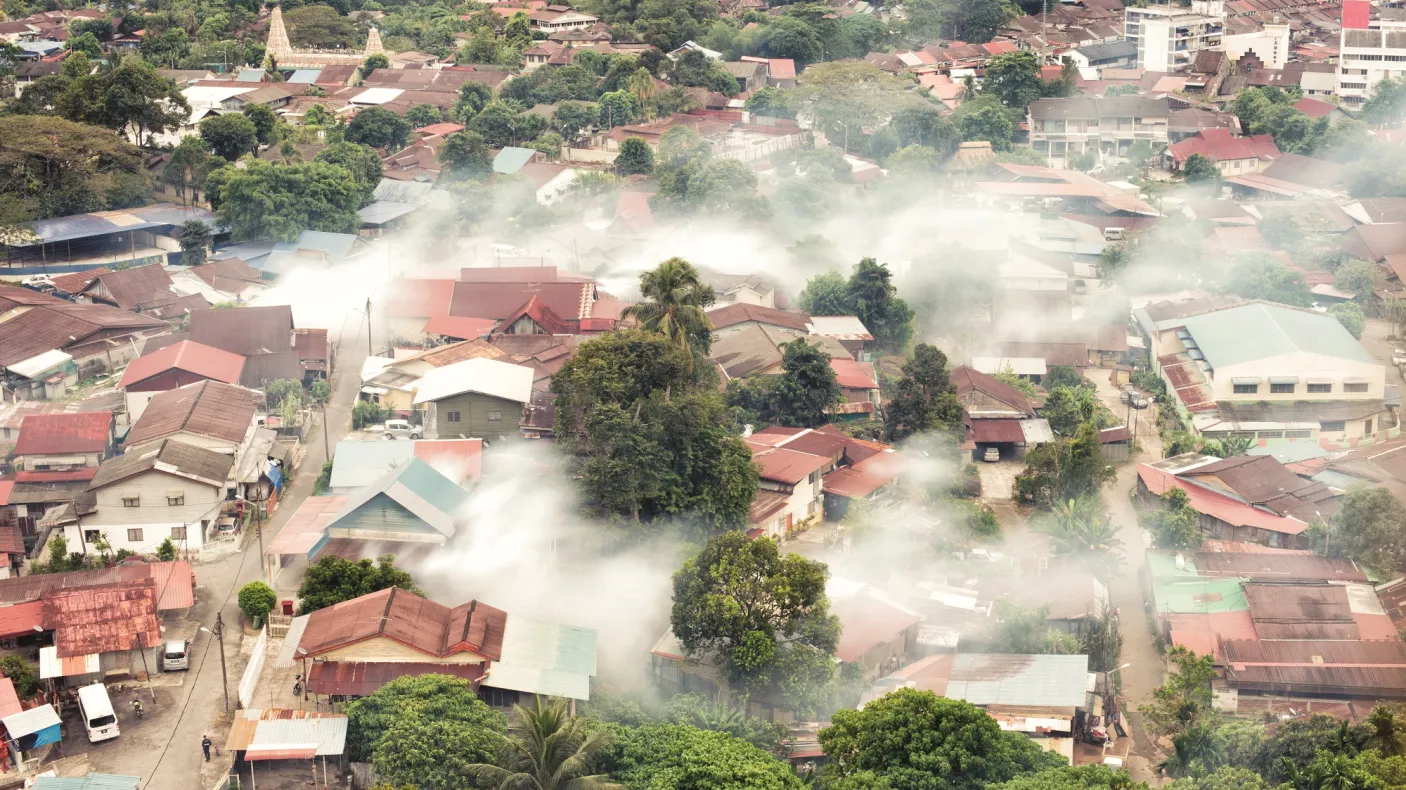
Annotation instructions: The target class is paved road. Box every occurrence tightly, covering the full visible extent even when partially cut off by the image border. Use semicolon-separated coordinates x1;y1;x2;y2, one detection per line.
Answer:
107;333;370;790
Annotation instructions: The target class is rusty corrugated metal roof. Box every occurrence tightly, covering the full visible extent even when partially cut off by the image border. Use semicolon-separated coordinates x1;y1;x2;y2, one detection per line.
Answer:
306;660;484;697
1223;639;1406;666
43;580;160;658
297;588;507;661
226;708;347;753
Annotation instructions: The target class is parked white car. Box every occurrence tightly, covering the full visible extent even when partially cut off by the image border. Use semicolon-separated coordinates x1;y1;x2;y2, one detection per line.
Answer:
382;420;423;440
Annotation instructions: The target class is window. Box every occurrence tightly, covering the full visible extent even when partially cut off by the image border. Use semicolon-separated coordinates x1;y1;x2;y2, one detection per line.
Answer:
1233;384;1258;394
488;410;502;424
171;526;187;540
127;529;143;542
84;530;101;544
1270;382;1295;394
1320;420;1346;433
1307;383;1332;393
446;410;461;423
1345;382;1370;393
167;495;184;506
121;496;140;508
1284;429;1313;439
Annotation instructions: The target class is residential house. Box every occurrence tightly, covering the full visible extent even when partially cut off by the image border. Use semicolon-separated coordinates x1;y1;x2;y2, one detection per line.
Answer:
1026;96;1172;168
807;316;873;360
76;263;209;319
0;286;169;397
739;56;797;88
325;438;483;494
830;580;922;681
286;587;599;705
1165;129;1281;176
1137;452;1338;549
1137;300;1388;444
1226;153;1347;201
295;329;330;384
118;340;246;422
746;437;834;538
749;426;903;523
706;303;811;337
951;366;1051;459
722;60;765;93
412;358;535;439
709;325;852;381
169;259;267;303
1294;97;1352;123
1067;39;1138;68
700;271;777;309
261;231;373;279
9;412;115;539
315;458;469;556
188;305;304;389
124;380;260;462
830;359;881;419
79;439;235;553
862;654;1093;759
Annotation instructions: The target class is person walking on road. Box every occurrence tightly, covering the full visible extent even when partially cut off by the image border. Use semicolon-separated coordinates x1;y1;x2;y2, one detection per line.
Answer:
202;735;212;761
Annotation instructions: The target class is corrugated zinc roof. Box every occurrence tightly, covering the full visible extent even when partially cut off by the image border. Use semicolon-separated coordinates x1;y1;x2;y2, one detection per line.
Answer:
1181;301;1375;368
33;775;140;790
944;654;1090;708
486;613;598;700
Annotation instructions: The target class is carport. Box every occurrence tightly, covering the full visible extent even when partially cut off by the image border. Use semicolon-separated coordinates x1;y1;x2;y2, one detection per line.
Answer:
227;709;348;789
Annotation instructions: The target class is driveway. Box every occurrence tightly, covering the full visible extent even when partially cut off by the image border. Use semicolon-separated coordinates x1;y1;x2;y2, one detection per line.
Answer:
977;458;1023;501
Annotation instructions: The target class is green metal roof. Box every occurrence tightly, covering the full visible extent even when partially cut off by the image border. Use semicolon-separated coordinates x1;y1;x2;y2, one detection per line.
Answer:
1152;578;1248;614
395;457;471;515
1181;302;1375;369
330;457;469;538
1147;551;1201;580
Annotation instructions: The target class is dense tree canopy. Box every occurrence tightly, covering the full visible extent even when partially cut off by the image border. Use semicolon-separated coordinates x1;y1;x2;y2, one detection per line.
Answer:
820;689;1066;790
0;116;150;224
672;532;839;713
603;724;803;790
346;106;412;151
884;343;964;441
294;555;421;615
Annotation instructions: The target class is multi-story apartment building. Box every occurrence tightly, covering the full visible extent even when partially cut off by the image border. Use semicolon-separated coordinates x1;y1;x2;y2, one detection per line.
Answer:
1337;1;1406;109
1027;96;1172;168
1125;1;1226;71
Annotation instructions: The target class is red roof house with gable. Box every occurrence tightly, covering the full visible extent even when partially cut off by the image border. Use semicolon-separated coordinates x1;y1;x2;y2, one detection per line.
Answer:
14;412;114;486
1166;129;1281;176
118;339;246;392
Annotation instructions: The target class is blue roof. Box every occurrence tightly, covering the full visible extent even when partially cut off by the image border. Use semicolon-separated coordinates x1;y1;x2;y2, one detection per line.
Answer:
493;147;536;175
33;776;141;790
18;41;63;56
19;205;218;246
212;240;277;270
288;69;322;83
236;68;265;82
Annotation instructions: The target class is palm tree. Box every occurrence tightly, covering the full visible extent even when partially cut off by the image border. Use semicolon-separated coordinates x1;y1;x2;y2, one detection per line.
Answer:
1366;707;1406;757
619;257;715;367
1040;497;1126;579
627;68;660;120
1306;753;1366;790
1159;724;1225;778
465;697;622;790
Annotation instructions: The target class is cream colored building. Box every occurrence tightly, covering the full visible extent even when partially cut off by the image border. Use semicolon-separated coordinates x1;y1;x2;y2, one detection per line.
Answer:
1140;300;1388;443
76;440;233;554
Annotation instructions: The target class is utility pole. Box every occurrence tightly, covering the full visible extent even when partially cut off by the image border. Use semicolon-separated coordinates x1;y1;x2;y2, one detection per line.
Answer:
214;613;230;715
365;297;373;357
321;402;330;459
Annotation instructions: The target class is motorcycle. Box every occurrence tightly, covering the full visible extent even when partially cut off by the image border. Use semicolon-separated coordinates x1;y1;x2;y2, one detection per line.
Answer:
131;699;144;720
292;674;303;697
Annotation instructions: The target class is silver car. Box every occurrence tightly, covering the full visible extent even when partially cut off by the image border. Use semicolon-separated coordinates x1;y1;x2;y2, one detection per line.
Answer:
382;420;423;440
160;639;190;672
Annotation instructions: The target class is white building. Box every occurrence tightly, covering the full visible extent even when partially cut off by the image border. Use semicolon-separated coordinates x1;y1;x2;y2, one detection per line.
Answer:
77;439;233;554
1125;1;1225;71
1337;1;1406;109
1223;22;1290;70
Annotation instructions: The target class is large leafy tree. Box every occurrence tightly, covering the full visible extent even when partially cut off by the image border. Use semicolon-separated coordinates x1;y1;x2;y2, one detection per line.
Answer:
671;532;839;713
799;271;851;316
982;51;1044;112
165;136;223;205
603;723;802;790
553;330;757;532
847;257;914;353
884;343;963;441
1222;253;1312;306
294;554;422;615
1327;487;1406;574
466;697;621;790
1182;153;1220;184
438;130;493;180
820;689;1066;790
178;220;213;267
773;339;842;428
0;115;149;223
620;257;715;359
201;113;259;161
347;106;412;151
206;160;363;240
314;141;383;206
1040;496;1124;580
345;675;506;788
991;765;1147;790
615;137;655;176
243;103;278;147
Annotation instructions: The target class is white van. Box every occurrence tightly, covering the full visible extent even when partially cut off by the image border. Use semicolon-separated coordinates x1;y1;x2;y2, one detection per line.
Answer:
77;683;119;743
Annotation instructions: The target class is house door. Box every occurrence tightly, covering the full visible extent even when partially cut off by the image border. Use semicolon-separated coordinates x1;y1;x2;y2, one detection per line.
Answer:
786;513;793;535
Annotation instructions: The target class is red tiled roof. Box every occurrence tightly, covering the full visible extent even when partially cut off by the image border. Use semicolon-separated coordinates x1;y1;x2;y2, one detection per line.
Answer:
423;315;497;339
14;412;111;456
970;419;1026;443
1293;97;1339;118
497;295;572;335
823;453;900;499
15;469;97;483
0;480;12;507
830;359;878;389
297;587;508;661
1168;129;1280;164
413;439;484;484
833;591;920;663
1138;464;1310;535
748;445;830;485
118;340;246;389
0;600;45;639
449;281;592;322
416;122;465;135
